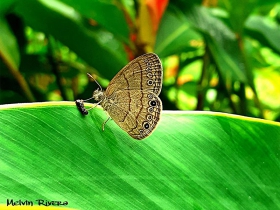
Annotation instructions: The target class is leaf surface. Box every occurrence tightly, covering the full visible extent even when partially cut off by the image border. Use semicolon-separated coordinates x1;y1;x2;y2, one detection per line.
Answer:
0;102;279;209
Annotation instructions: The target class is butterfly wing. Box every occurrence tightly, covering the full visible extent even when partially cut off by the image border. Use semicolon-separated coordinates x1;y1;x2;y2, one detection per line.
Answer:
105;53;162;96
103;90;162;140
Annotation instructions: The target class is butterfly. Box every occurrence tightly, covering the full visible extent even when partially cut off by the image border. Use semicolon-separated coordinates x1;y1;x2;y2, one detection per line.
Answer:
75;53;162;140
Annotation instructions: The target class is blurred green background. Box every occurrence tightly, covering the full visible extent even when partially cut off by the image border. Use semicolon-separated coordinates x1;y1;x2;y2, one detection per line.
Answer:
0;0;280;121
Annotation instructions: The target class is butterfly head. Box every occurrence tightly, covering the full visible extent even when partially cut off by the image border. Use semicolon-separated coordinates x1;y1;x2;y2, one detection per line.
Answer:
93;88;105;102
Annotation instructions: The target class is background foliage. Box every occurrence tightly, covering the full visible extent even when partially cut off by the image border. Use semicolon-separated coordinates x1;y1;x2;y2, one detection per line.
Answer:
0;0;279;121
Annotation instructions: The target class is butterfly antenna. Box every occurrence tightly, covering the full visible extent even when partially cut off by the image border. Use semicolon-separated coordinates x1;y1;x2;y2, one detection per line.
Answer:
87;73;103;91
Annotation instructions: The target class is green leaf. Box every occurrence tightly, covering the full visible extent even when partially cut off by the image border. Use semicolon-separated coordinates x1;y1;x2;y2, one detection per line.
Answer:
0;17;20;71
0;0;17;15
187;5;247;82
155;6;202;57
218;0;257;33
12;0;127;79
1;102;280;209
245;15;280;54
59;0;130;44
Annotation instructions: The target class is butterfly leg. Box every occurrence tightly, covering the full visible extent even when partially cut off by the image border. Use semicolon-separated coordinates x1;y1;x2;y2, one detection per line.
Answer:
87;102;100;111
102;117;111;131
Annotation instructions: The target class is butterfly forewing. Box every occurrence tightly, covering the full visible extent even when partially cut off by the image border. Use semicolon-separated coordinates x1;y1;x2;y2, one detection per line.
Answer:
105;53;162;97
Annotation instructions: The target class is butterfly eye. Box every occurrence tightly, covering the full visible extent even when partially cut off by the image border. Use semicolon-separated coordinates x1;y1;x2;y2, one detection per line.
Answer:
143;122;150;129
149;100;157;107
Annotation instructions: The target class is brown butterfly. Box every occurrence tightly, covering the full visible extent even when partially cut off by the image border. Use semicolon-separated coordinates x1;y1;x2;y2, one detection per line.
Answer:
75;53;162;140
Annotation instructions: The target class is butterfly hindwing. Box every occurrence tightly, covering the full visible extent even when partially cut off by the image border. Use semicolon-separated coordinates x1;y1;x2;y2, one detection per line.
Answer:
102;90;162;140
